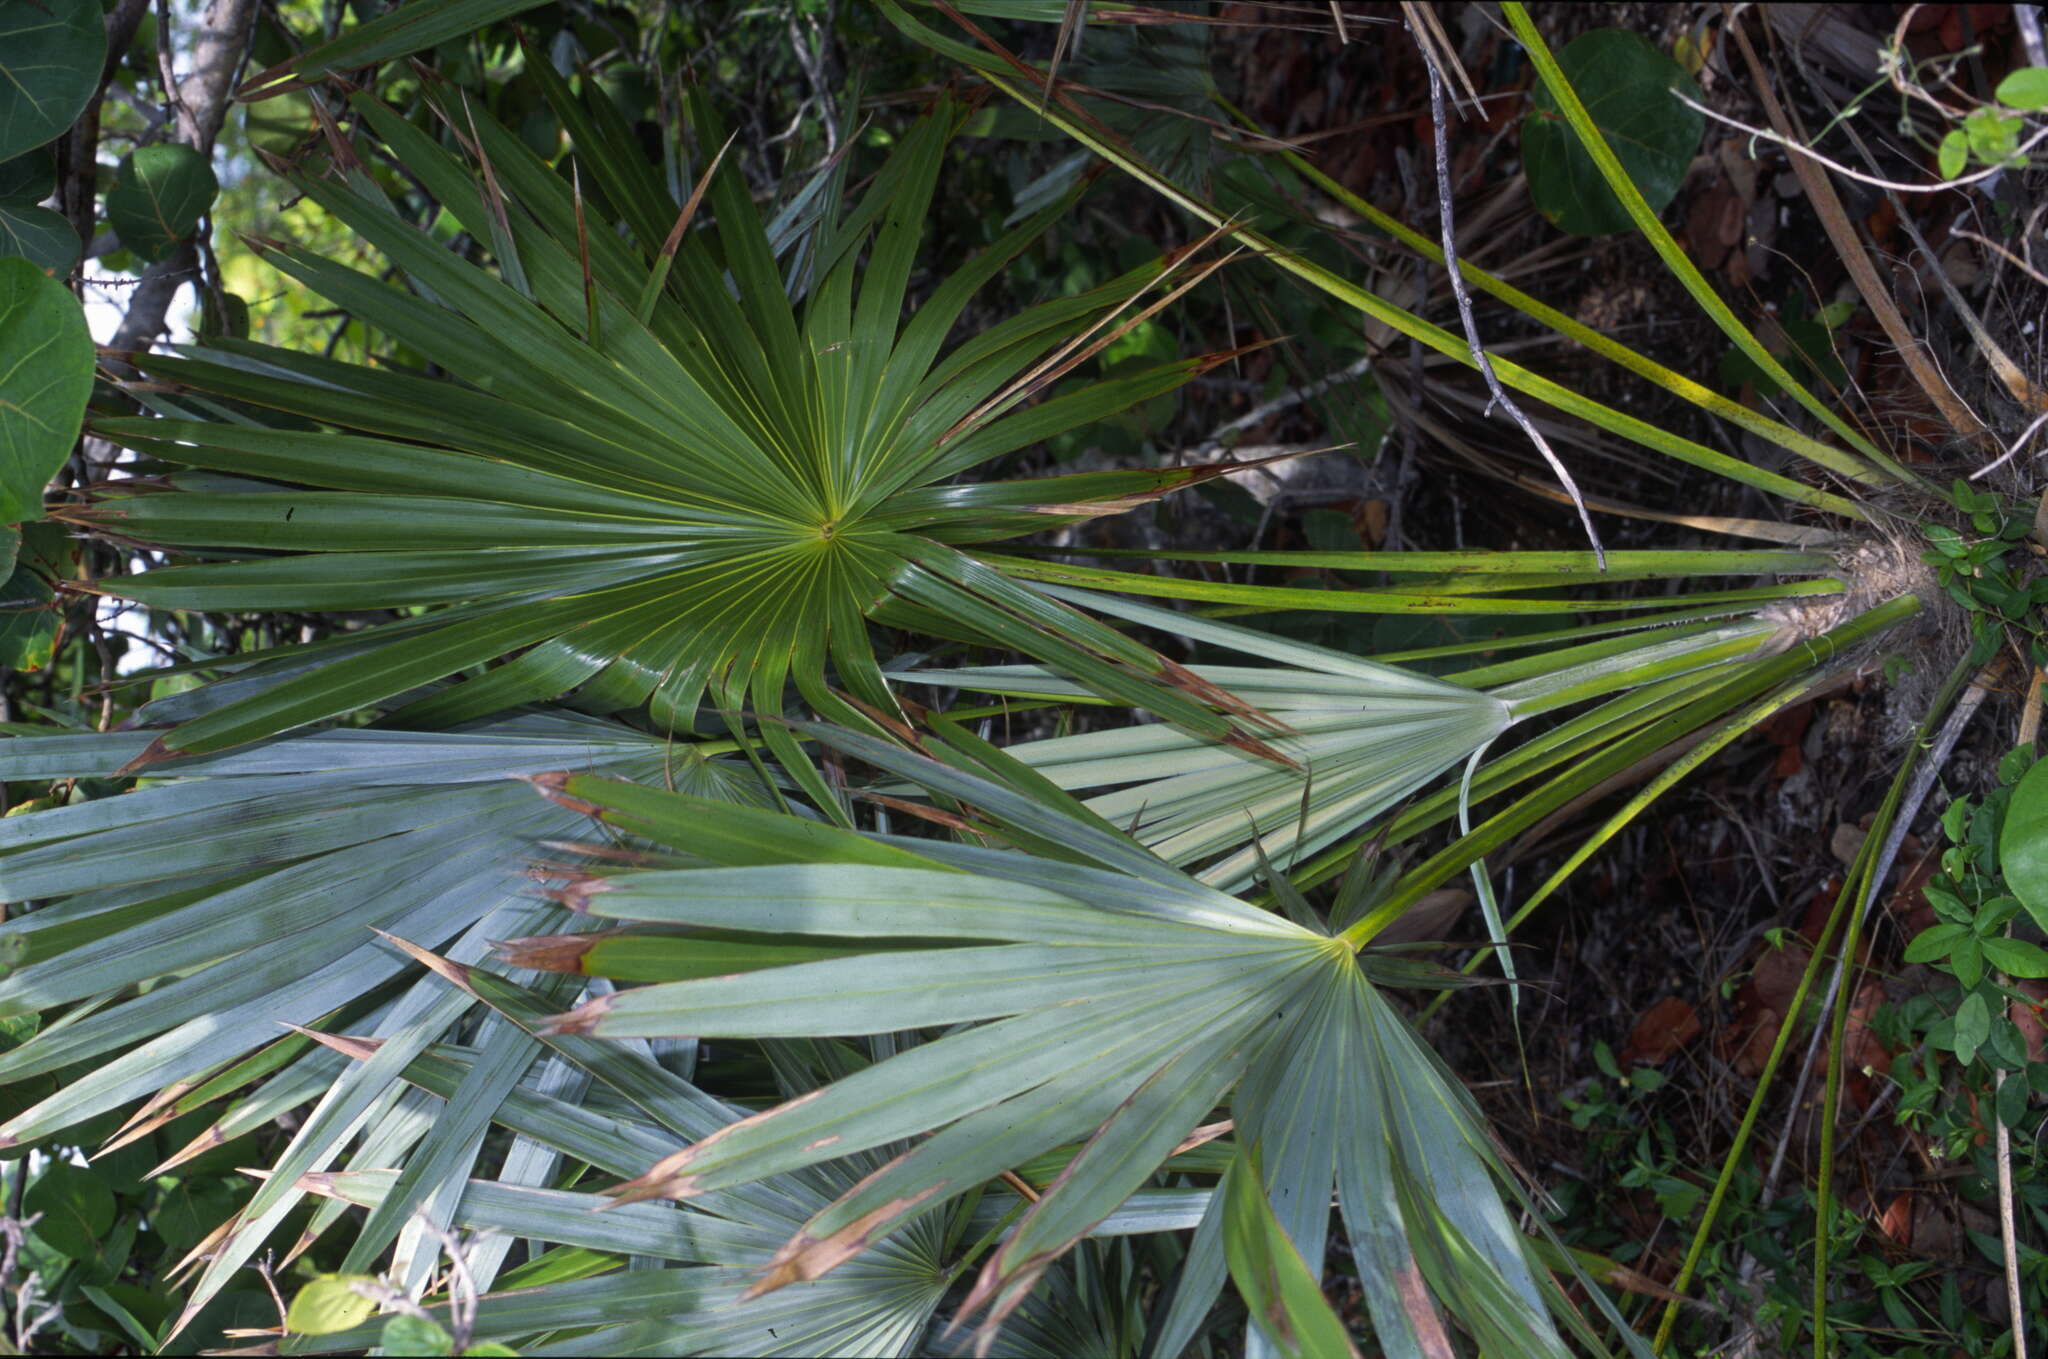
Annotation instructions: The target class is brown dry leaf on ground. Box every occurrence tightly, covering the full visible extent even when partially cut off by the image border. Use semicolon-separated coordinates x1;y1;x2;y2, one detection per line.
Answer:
1618;996;1703;1068
1726;936;1813;1078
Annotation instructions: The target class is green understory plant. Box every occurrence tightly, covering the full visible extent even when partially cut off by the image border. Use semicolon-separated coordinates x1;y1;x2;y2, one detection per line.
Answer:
4;3;2043;1356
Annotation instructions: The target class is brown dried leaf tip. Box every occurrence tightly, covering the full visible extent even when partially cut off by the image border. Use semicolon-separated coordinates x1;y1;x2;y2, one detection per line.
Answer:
538;873;613;915
521;769;608;818
490;932;599;973
535;991;615;1037
958;1251;1055;1359
746;1187;946;1301
370;930;476;994
111;735;178;778
278;1022;385;1064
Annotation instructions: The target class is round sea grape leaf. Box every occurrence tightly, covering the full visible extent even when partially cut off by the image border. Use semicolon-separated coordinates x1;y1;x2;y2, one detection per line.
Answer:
105;143;218;262
0;148;55;200
0;257;93;522
0;0;105;162
15;518;73;577
1523;28;1704;237
0;200;82;275
196;286;250;340
1999;754;2048;934
23;1161;116;1259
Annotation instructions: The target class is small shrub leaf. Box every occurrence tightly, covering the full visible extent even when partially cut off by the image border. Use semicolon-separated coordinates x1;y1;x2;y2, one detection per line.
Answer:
380;1313;454;1355
1954;990;1991;1062
1995;66;2048;111
1981;936;2048;979
285;1275;381;1335
1997;756;2048;931
1938;128;1969;180
1903;922;1966;963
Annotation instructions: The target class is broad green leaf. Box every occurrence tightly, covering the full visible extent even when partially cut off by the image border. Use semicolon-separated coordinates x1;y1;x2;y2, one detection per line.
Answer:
105;144;218;262
0;255;93;521
23;1160;115;1258
1523;29;1703;236
1953;990;1991;1062
0;200;80;275
1223;1145;1362;1359
2000;755;2048;933
380;1313;454;1355
0;0;104;161
1996;66;2048;111
1981;936;2048;979
285;1275;381;1336
0;563;56;669
0;149;54;199
1938;128;1969;179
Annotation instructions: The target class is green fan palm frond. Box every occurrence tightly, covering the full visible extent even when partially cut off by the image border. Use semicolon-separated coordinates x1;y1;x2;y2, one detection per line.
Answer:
896;567;1824;892
0;708;770;1326
476;727;1643;1358
75;85;1263;796
272;1003;1204;1357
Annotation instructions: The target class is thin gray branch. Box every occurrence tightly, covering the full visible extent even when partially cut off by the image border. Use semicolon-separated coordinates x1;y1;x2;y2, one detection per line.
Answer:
1419;45;1605;567
106;0;262;361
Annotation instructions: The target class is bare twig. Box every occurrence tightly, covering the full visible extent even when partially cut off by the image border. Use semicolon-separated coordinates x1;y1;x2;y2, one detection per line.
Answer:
785;4;839;156
105;0;263;362
1782;666;1992;1192
418;1222;483;1353
252;1250;290;1330
2015;3;2046;71
1724;19;1994;451
1951;225;2048;290
1196;353;1375;451
0;1214;59;1355
1972;409;2048;482
1676;89;2048;194
1418;42;1604;567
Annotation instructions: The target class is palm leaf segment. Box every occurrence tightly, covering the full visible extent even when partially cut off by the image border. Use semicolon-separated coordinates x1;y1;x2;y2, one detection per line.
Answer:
501;728;1632;1357
0;708;776;1333
280;999;1199;1357
81;83;1246;774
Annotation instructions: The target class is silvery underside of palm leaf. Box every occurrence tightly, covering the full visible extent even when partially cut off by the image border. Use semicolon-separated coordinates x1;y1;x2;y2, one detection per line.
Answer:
480;730;1621;1359
0;713;780;1313
74;85;1261;784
